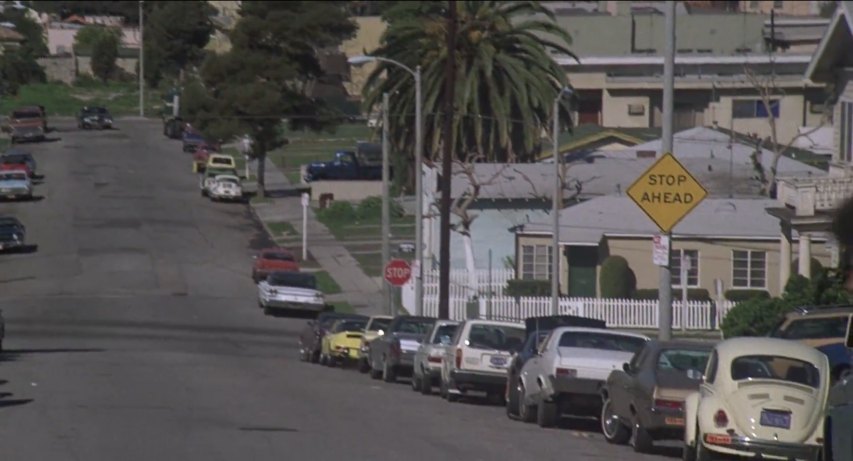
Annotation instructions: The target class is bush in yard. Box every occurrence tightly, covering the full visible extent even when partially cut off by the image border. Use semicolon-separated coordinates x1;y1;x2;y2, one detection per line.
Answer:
721;296;791;338
790;257;824;279
317;200;356;222
599;256;635;299
356;196;404;221
505;279;550;297
634;288;711;302
91;32;120;82
724;289;770;302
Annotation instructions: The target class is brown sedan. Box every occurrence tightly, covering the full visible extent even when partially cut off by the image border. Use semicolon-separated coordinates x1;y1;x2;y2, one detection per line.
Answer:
600;340;712;454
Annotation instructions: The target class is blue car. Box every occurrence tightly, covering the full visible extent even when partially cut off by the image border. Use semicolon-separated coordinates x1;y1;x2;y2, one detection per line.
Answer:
182;131;206;153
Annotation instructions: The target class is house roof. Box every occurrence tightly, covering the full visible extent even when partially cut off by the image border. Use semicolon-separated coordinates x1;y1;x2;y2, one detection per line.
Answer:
548;125;662;159
450;126;825;201
520;196;824;244
0;25;24;42
806;1;853;83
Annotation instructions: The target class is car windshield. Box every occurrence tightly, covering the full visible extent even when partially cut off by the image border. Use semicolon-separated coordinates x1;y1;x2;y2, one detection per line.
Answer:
12;111;40;119
262;252;295;262
558;331;647;353
335;319;367;333
431;324;458;344
367;318;391;332
218;178;239;185
466;324;526;352
267;272;316;289
776;316;850;340
1;172;26;181
731;355;820;388
212;158;231;164
657;349;711;373
395;319;434;335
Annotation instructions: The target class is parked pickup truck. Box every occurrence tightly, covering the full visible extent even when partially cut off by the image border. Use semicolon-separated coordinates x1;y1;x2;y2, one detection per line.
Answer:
6;106;47;143
304;142;386;181
516;327;649;427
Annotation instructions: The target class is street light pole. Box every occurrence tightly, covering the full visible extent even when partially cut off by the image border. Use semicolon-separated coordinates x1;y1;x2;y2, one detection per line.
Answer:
382;92;392;316
347;55;424;316
551;88;573;316
414;65;424;316
139;0;144;118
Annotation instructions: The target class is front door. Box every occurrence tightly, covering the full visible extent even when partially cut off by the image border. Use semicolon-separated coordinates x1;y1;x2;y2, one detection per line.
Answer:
568;246;598;298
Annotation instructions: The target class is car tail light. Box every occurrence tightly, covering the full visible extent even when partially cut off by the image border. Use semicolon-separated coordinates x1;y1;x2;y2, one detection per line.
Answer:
390;341;401;357
714;409;729;428
427;356;442;363
654;399;684;410
555;368;577;377
455;348;462;369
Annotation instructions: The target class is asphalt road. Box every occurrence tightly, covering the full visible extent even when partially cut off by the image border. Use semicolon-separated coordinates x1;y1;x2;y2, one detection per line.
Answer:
0;120;679;460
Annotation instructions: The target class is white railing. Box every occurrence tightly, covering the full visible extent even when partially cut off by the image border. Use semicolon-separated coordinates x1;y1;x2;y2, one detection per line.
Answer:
420;268;515;298
777;175;853;214
414;295;737;331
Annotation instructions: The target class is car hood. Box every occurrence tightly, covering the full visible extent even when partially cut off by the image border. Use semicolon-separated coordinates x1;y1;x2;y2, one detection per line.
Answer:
0;180;30;188
267;285;322;298
726;380;824;443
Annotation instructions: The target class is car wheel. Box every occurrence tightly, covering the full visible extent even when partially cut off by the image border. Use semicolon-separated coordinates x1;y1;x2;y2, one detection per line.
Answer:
411;373;420;391
358;358;370;374
631;413;654;453
263;305;273;316
419;370;432;395
369;365;382;380
601;398;631;444
310;350;319;364
325;355;336;368
383;359;396;383
518;384;537;423
683;434;713;461
298;344;307;362
537;400;557;428
833;365;851;384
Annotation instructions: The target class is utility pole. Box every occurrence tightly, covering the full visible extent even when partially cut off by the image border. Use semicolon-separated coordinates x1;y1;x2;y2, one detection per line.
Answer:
659;0;676;341
551;96;561;316
382;92;392;316
437;0;457;320
138;0;144;118
414;65;424;316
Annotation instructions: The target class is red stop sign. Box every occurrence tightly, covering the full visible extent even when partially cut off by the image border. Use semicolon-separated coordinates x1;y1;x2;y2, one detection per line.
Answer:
383;259;412;286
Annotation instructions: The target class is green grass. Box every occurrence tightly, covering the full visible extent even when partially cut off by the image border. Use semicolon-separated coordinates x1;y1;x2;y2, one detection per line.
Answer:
268;123;373;183
352;253;384;277
315;270;342;294
266;221;298;237
0;81;165;117
329;301;354;314
315;212;414;241
250;196;273;205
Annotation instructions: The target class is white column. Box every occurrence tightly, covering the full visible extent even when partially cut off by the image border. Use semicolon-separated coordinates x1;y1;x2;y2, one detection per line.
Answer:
798;232;812;278
779;229;792;289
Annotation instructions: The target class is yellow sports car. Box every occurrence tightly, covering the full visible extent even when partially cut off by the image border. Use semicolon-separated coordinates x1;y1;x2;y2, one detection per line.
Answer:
320;317;369;367
357;315;393;373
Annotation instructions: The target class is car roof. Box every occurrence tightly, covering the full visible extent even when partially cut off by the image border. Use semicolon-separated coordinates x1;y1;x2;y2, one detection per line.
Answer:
0;216;21;224
214;175;240;181
646;339;714;351
260;247;293;254
549;326;650;340
15;106;42;112
0;169;28;175
714;337;828;364
463;319;524;328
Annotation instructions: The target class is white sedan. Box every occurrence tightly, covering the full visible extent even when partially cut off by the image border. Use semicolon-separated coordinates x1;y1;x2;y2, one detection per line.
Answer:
208;175;243;202
683;337;829;461
257;271;326;315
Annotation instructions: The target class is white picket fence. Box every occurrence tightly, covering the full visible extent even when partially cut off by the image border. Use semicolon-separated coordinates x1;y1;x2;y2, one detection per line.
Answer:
402;268;737;330
413;295;737;331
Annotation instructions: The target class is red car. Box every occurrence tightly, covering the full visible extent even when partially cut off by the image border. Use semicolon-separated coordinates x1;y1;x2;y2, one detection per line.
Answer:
192;143;221;173
0;161;32;178
252;248;300;283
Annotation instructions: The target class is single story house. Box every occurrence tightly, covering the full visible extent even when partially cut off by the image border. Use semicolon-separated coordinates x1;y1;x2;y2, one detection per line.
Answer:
516;196;831;299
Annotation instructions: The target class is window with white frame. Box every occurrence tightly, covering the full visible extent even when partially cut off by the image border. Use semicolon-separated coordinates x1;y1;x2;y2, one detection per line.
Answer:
732;250;767;288
671;249;699;287
840;101;853;163
521;244;552;280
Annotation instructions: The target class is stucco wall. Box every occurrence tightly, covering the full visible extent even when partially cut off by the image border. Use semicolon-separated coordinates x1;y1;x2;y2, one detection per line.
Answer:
38;56;76;84
341;16;386;99
602;90;650;128
706;92;809;144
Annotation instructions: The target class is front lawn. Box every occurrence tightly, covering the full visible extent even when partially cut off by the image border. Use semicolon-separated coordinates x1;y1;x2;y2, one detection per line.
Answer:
315;270;342;295
0;81;165;116
268;123;374;184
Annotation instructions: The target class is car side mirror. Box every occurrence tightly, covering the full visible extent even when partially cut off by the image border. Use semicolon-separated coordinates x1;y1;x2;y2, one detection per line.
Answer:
622;362;633;374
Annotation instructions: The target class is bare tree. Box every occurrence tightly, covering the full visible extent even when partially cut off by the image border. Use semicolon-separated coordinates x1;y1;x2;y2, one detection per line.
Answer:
743;66;832;196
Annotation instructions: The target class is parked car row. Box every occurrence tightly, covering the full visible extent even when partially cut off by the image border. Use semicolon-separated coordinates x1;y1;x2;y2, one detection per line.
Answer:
289;306;852;461
162;121;245;203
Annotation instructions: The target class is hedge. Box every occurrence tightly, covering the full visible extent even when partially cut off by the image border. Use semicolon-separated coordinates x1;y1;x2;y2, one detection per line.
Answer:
634;288;711;302
724;289;771;302
505;279;551;297
599;255;636;299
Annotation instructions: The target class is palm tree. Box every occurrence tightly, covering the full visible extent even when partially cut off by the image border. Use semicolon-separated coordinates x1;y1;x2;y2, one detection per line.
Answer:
363;0;577;186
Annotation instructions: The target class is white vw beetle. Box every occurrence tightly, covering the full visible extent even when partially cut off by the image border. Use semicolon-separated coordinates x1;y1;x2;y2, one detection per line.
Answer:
683;337;829;461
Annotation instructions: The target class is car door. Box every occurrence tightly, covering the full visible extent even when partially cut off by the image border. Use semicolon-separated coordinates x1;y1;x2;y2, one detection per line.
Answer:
617;345;649;418
522;331;552;400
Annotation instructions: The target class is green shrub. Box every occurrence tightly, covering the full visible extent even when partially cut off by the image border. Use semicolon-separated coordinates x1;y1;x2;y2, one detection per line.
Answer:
724;289;770;302
317;200;356;222
790;257;824;279
599;255;635;299
634;288;711;302
506;279;551;297
720;297;791;338
356;196;404;220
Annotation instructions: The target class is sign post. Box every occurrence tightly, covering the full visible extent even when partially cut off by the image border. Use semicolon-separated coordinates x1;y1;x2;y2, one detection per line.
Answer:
680;253;691;332
627;153;707;339
301;193;309;261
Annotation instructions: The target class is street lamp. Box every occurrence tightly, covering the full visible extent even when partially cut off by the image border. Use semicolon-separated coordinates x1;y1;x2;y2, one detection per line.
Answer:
551;87;574;316
348;55;424;316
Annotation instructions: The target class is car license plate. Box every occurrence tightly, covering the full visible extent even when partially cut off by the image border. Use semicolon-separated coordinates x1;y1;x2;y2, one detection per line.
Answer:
489;356;507;367
665;417;685;426
760;410;791;429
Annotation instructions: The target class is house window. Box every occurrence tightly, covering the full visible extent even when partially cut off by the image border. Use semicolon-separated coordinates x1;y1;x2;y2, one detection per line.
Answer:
841;101;853;163
521;245;552;280
732;99;780;119
671;249;699;287
732;250;767;288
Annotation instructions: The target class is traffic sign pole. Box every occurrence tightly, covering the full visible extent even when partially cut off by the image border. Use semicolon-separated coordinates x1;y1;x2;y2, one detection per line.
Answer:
660;1;676;341
381;92;392;316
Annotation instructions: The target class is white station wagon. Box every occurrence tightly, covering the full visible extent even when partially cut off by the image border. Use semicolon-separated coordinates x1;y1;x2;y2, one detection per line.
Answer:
683;337;829;461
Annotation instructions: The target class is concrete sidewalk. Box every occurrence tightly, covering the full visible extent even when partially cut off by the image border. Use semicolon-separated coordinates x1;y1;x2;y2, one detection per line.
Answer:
247;158;384;315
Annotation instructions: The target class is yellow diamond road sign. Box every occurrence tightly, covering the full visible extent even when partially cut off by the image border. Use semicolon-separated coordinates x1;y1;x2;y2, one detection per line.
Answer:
626;153;708;233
